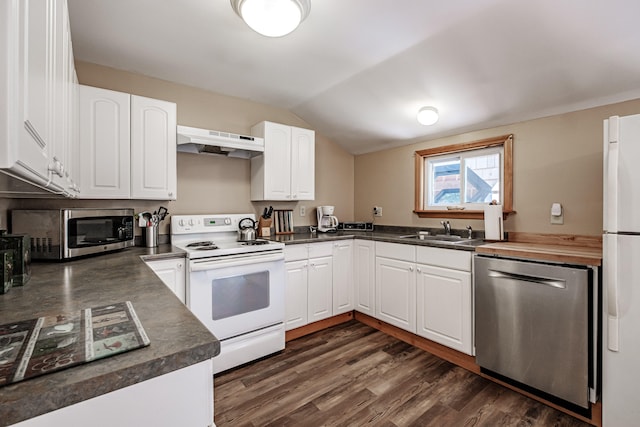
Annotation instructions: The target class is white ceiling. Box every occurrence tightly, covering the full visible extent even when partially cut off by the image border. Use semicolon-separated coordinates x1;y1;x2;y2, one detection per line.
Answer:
68;0;640;154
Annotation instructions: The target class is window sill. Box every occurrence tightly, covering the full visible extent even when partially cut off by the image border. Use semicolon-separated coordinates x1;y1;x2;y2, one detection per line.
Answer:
414;209;515;220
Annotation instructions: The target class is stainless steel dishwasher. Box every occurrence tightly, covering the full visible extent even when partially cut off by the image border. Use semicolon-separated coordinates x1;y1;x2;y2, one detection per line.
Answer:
474;254;598;413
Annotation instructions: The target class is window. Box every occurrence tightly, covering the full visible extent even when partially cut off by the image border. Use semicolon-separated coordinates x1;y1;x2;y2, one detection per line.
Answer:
414;134;513;219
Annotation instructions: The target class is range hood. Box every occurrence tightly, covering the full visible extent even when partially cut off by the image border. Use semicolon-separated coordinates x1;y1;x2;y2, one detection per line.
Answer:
176;125;264;159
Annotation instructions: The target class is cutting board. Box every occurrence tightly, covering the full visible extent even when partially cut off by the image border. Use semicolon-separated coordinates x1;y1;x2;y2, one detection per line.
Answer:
0;301;150;387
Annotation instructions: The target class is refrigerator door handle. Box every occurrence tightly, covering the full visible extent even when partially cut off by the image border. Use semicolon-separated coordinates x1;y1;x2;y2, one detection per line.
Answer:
606;234;620;351
605;116;619;232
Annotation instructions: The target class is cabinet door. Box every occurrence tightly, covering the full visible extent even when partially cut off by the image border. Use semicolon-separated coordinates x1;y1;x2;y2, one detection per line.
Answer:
78;85;131;198
290;126;315;201
375;257;416;333
416;264;472;355
49;0;74;193
130;95;177;200
13;360;213;427
354;240;375;316
308;256;333;323
332;240;353;315
263;121;292;200
285;260;308;330
145;258;186;304
16;0;54;185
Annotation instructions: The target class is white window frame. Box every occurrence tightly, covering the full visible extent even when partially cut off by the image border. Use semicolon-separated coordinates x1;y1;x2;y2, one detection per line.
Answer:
425;146;504;210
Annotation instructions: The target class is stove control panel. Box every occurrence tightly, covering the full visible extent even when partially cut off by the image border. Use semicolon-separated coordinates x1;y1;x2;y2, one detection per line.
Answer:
171;214;254;235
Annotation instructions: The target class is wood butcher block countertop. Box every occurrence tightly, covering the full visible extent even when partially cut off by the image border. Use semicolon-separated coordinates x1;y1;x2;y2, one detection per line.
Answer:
475;232;603;266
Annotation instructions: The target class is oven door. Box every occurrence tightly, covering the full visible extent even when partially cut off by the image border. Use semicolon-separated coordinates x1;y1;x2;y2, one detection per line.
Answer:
188;251;285;341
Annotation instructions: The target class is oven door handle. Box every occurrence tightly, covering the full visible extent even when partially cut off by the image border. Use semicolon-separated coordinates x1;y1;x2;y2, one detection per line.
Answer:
190;251;284;271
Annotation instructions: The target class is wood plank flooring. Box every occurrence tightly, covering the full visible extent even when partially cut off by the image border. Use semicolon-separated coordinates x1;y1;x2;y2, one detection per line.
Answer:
214;320;590;427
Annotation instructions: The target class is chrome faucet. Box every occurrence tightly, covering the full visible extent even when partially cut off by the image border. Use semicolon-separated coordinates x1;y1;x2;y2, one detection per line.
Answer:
440;220;451;235
466;225;473;239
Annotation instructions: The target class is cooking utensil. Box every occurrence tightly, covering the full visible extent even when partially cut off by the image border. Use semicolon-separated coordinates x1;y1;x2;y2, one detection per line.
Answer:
238;217;257;242
157;206;169;221
266;206;273;218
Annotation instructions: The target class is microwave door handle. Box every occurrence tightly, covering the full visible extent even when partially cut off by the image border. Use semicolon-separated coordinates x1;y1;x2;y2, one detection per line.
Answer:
190;252;283;272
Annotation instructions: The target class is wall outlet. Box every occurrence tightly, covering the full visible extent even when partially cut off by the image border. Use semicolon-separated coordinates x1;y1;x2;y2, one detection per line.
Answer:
373;206;382;217
550;202;563;225
300;206;306;217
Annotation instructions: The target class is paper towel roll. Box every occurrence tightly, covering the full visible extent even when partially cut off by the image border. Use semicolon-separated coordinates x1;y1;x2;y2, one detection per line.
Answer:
484;204;504;241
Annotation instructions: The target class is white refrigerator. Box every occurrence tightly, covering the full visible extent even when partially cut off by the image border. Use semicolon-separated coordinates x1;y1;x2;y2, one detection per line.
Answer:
603;113;640;426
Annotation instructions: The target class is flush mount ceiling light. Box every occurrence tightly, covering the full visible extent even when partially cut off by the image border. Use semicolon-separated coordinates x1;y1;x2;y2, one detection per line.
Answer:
231;0;311;37
417;106;439;126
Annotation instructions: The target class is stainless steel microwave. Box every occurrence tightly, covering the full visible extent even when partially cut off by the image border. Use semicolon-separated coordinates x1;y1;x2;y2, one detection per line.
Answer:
11;208;135;260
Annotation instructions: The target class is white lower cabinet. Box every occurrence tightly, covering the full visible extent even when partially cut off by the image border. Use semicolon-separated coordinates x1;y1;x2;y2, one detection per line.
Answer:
375;242;417;333
144;257;186;304
285;241;352;331
13;359;214;427
285;259;309;330
354;240;375;316
332;240;354;315
416;246;473;355
307;255;333;323
376;255;417;333
374;242;473;355
284;242;333;330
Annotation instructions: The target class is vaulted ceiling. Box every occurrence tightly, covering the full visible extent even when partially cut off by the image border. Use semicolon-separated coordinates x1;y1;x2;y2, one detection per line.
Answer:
68;0;640;154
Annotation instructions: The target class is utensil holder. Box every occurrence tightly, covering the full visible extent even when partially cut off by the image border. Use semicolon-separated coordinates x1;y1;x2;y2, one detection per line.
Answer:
257;217;273;237
144;226;159;248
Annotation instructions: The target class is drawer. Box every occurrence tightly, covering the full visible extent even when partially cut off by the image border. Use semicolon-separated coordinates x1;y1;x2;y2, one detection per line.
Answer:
416;246;471;271
308;242;334;258
375;241;416;262
284;244;308;261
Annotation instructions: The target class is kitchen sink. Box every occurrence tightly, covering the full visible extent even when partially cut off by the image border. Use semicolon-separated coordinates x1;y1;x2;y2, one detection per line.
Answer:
397;233;484;246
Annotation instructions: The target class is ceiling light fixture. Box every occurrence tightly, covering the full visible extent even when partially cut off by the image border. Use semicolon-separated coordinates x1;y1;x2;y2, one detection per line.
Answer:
417;106;439;126
231;0;311;38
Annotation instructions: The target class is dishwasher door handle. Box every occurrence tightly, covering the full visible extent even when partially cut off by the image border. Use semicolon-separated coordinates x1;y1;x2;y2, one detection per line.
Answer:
488;269;566;289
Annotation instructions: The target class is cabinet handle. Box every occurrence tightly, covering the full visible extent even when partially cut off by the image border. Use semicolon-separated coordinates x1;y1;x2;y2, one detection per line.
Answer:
292;194;298;199
177;263;182;269
409;266;414;272
417;267;421;273
48;158;64;177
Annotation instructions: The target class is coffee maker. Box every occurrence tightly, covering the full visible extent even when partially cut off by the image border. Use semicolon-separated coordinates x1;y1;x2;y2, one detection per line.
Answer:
316;206;339;233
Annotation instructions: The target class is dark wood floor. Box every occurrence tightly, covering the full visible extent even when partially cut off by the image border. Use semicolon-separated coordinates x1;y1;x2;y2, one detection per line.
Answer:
214;320;590;427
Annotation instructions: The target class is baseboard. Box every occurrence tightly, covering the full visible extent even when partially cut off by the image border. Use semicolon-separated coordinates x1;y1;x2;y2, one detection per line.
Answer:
285;312;354;342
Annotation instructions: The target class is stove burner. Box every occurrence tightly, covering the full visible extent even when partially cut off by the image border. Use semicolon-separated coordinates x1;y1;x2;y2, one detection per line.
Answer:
193;245;219;251
186;241;217;248
240;239;271;246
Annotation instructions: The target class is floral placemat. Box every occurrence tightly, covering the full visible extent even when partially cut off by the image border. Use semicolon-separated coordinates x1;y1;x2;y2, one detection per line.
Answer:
0;301;150;387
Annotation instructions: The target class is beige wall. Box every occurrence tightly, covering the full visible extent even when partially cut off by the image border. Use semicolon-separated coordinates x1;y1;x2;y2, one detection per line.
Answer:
4;60;639;239
355;98;640;236
3;62;355;235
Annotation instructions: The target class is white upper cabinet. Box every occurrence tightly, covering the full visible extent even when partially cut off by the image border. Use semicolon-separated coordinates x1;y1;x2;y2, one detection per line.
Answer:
1;0;78;195
78;85;177;200
130;95;177;200
250;121;315;201
79;86;131;198
290;126;315;201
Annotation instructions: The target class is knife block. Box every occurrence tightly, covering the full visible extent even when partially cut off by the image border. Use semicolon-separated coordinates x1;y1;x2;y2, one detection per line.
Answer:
258;217;273;237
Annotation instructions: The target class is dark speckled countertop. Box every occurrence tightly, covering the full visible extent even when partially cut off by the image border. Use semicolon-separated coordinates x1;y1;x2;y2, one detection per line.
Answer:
270;230;484;251
0;245;220;426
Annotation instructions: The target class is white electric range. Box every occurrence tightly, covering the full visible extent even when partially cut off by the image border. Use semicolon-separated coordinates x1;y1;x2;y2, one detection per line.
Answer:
171;214;285;374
